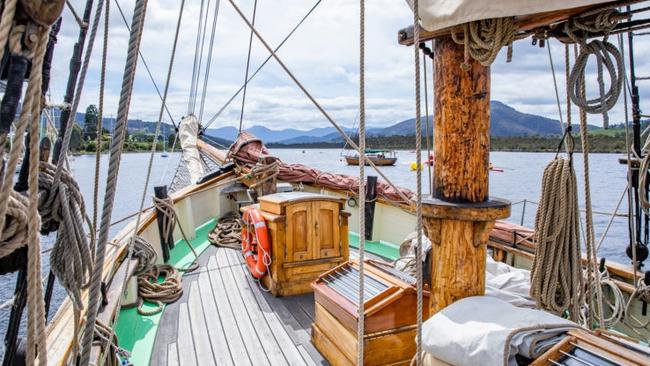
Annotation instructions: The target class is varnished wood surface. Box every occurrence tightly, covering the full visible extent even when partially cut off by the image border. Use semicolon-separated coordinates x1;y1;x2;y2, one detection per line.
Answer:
151;245;327;366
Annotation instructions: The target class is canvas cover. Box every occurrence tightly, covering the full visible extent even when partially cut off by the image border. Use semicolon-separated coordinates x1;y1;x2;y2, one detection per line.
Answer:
406;0;614;32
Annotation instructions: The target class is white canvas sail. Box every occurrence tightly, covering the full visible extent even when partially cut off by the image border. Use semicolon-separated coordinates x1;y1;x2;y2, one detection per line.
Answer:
406;0;616;32
178;114;205;183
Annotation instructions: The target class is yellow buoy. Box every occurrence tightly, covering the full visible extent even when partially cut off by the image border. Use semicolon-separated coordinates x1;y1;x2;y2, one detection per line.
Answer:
410;162;423;171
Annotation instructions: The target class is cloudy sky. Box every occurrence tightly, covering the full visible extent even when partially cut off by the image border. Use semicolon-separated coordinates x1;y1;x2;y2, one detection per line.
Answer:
49;0;650;131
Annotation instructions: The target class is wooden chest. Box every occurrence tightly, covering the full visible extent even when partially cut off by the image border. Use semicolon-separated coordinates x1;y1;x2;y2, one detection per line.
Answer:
255;192;350;296
311;260;431;366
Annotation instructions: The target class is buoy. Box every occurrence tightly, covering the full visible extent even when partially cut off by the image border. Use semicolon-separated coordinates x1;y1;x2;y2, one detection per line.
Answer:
410;162;423;171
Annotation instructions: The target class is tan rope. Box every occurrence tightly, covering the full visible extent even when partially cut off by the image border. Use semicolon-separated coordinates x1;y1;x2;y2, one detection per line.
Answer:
208;212;243;250
530;157;583;321
450;17;516;68
153;196;199;272
137;264;182;316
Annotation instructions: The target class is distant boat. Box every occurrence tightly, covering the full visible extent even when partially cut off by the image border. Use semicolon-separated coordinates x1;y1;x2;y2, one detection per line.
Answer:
344;149;397;166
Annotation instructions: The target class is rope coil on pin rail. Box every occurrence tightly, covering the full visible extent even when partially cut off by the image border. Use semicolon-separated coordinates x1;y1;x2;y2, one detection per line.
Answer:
450;16;518;69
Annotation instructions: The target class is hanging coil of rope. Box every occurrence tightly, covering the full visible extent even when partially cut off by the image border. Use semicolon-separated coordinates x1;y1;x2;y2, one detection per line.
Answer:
153;195;199;272
0;191;29;258
530;147;584;321
131;236;157;275
208;212;243;250
137;264;182;315
563;8;628;129
450;16;517;69
40;161;93;310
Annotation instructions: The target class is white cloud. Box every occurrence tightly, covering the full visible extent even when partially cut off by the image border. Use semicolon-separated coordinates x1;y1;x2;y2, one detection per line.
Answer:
49;0;650;131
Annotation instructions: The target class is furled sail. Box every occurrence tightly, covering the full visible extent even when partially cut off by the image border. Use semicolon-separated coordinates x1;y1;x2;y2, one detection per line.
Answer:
178;114;205;183
406;0;616;32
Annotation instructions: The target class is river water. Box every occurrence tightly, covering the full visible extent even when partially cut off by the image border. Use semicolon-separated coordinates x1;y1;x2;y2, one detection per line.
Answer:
0;149;635;357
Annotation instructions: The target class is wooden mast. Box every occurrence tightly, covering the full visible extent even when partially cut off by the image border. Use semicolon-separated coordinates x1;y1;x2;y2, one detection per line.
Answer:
422;37;510;313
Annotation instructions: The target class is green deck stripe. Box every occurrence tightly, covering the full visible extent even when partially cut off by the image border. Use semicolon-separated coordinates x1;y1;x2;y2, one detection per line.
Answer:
348;232;400;260
114;218;216;366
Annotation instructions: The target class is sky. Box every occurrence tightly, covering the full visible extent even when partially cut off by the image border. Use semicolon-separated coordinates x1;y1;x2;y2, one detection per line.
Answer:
48;0;650;131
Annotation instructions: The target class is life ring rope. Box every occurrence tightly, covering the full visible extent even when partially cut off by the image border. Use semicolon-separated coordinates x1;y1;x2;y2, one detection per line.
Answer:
241;207;272;279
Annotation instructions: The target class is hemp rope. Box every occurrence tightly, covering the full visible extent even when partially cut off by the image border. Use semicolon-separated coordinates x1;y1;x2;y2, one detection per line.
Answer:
137;264;182;316
0;192;29;258
625;279;650;329
412;0;424;364
585;268;625;327
131;236;157;275
530;157;583;321
92;319;130;366
79;0;149;363
450;17;516;68
357;0;366;363
153;196;199;272
208;212;243;250
41;161;93;311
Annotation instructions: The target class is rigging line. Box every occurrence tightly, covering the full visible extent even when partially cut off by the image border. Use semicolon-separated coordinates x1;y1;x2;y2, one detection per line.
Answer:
113;0;177;128
159;133;179;185
547;40;566;133
201;133;229;149
198;0;222;122
79;0;150;362
238;0;259;133
202;0;323;131
225;0;411;203
423;48;432;196
357;0;366;364
191;0;213;114
114;0;186;338
413;0;424;363
189;0;207;114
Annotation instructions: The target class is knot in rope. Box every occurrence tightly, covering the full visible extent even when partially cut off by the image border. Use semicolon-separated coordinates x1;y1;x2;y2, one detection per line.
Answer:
39;161;93;310
563;8;628;44
633;279;650;303
530;157;583;320
0;191;29;258
131;236;157;275
450;17;516;68
208;212;243;250
567;39;624;127
137;264;182;316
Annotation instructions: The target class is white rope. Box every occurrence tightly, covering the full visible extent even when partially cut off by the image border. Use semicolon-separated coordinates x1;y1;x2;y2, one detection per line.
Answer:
357;0;366;363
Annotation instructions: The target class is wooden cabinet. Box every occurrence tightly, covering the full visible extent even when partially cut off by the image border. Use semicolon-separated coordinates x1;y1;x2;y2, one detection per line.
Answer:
254;192;349;296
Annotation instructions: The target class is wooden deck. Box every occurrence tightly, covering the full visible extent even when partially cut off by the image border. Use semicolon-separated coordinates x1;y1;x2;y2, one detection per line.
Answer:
150;245;327;366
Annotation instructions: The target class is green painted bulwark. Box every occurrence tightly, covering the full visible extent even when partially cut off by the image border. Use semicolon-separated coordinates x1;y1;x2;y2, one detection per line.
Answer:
348;231;400;260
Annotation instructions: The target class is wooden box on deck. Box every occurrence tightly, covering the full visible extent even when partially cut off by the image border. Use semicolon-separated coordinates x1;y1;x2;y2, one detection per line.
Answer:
311;260;431;365
253;192;350;296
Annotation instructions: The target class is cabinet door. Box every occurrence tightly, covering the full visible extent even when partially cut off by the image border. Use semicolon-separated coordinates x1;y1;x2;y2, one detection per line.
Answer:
313;201;340;258
286;202;312;261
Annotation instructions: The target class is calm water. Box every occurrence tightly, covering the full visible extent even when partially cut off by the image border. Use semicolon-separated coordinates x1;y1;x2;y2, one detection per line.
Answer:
0;150;634;356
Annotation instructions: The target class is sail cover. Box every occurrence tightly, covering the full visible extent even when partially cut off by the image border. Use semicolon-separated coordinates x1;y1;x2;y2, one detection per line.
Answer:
178;114;205;183
407;0;615;32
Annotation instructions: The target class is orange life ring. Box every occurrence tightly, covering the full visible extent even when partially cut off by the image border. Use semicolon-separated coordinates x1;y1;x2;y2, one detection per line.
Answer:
241;207;271;279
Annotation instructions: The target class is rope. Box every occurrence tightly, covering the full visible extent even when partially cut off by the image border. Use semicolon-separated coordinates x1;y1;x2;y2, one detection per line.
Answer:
92;320;130;366
245;159;279;189
0;192;29;258
198;0;221;122
131;236;157;275
188;0;210;114
208;212;243;250
412;1;424;365
576;42;606;330
357;0;366;362
41;161;92;311
79;0;149;363
137;264;182;316
238;0;258;132
0;0;18;56
583;268;625;328
450;17;516;68
625;279;650;329
530;157;583;321
225;0;411;204
202;0;323;130
92;0;110;257
153;196;199;272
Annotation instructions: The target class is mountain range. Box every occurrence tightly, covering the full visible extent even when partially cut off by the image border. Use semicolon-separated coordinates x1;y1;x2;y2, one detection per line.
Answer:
204;101;599;144
71;101;599;146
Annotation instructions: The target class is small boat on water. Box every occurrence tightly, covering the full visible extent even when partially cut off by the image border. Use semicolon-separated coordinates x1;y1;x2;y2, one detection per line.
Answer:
344;148;397;166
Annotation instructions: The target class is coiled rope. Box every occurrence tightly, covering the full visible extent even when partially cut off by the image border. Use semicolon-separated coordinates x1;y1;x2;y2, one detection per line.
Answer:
41;161;93;310
137;264;182;316
208;212;243;250
131;236;157;275
153;196;199;272
582;268;625;328
530;156;583;321
0;192;29;258
450;17;516;69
